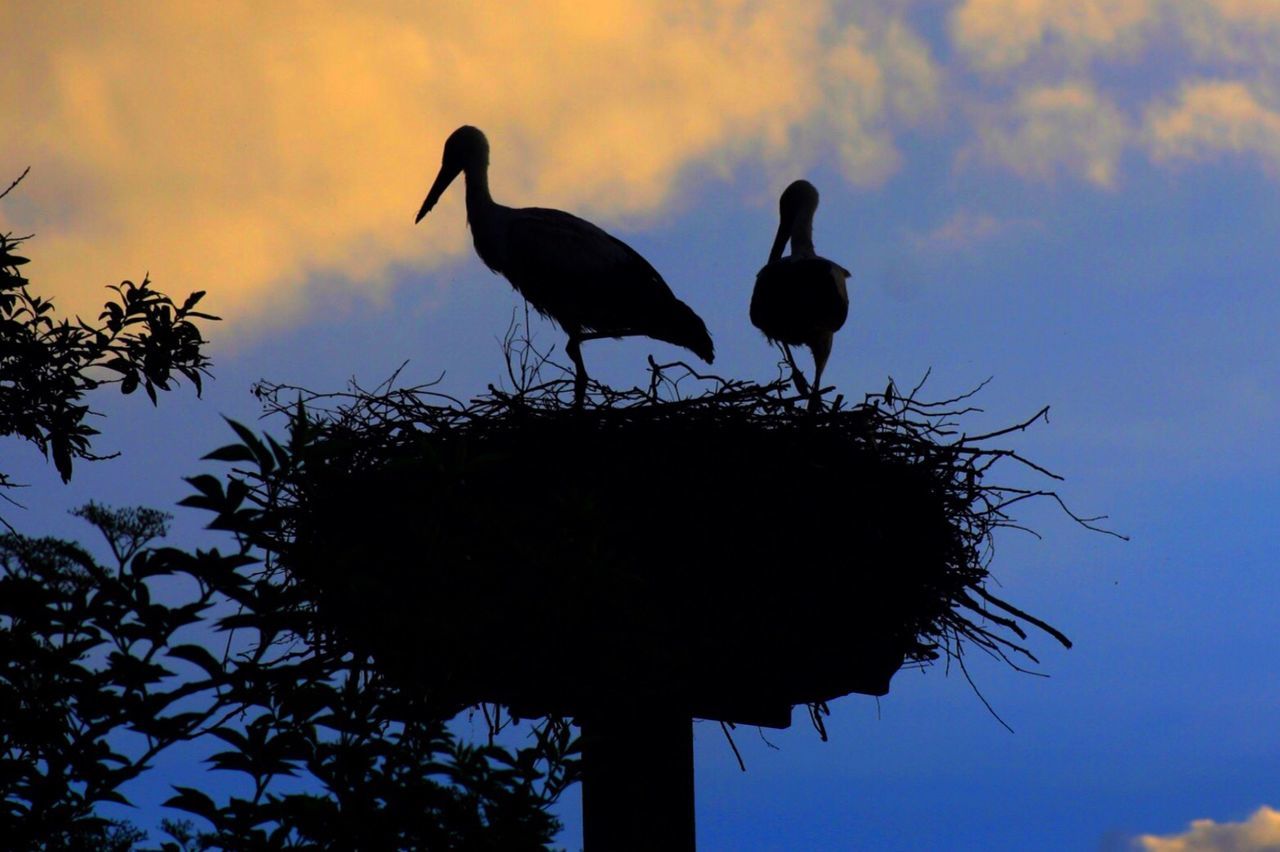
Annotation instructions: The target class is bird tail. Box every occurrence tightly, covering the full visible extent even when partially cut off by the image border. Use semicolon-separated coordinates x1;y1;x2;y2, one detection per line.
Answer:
656;300;715;364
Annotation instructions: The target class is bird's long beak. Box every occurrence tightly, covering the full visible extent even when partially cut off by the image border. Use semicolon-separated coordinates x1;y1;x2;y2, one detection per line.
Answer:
415;162;461;223
767;216;790;264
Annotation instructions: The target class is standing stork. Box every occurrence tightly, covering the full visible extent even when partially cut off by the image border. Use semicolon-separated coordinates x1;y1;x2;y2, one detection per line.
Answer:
415;126;715;405
750;179;850;407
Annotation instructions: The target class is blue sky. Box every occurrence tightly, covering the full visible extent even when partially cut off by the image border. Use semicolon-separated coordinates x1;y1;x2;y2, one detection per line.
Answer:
4;2;1280;848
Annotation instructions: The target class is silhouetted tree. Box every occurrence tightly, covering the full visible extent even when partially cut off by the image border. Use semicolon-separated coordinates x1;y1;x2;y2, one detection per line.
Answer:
0;502;569;849
0;169;216;494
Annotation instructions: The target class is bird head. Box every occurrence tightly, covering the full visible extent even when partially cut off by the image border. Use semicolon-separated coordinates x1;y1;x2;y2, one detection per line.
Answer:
415;125;490;223
769;180;820;263
779;179;819;218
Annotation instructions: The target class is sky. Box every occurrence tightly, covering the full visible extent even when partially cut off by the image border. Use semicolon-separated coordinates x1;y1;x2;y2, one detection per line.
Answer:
3;0;1280;848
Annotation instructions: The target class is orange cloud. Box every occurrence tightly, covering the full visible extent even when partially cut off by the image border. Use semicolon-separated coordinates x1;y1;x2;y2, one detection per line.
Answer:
951;0;1280;72
822;17;941;184
0;1;939;336
911;210;1042;252
950;0;1156;71
944;1;1280;184
12;0;1280;335
1175;1;1280;66
969;83;1130;186
1137;805;1280;851
1147;80;1280;173
947;0;1280;71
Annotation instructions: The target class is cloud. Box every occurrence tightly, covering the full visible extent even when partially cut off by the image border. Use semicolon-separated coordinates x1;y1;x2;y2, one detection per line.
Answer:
821;16;942;185
969;83;1131;186
942;1;1280;185
1146;80;1280;173
950;0;1157;71
1174;1;1280;67
949;0;1280;73
9;0;1280;335
0;1;940;334
1136;805;1280;851
909;210;1042;252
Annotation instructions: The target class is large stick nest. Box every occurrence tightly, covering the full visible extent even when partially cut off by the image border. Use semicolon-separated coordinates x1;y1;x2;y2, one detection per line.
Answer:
246;348;1114;729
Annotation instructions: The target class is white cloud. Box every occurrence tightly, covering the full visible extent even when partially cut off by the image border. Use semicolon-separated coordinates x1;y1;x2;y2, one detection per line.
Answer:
1136;805;1280;851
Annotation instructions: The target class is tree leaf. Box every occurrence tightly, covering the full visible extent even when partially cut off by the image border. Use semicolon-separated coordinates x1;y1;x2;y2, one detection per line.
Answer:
163;786;220;823
166;643;226;680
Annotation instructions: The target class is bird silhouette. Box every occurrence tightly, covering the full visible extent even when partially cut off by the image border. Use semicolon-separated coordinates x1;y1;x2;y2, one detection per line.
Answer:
750;179;849;407
415;126;714;406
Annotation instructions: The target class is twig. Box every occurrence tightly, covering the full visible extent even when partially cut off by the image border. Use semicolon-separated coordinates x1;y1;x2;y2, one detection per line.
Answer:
0;166;31;202
720;721;746;772
957;653;1014;734
972;585;1073;648
959;406;1051;444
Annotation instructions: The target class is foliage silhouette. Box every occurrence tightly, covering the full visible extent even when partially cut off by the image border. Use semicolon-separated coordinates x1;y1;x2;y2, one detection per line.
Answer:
0;170;216;493
0;501;571;849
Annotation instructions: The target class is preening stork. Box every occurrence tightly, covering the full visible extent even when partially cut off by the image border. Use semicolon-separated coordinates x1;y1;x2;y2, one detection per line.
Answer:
415;126;715;405
750;180;850;407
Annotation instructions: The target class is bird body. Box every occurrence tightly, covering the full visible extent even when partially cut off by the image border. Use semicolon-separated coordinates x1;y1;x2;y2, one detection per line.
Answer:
416;126;713;403
477;205;712;358
750;256;849;347
750;180;849;401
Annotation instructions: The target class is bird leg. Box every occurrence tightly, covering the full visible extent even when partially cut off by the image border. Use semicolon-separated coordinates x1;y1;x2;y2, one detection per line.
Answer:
566;331;653;406
780;343;811;397
566;335;589;407
808;334;833;412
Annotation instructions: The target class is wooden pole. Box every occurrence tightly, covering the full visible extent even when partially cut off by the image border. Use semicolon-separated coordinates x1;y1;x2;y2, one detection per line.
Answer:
579;708;695;851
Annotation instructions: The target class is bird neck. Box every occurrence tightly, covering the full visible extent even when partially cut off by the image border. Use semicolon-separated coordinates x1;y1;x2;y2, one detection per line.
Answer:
788;219;816;258
463;165;496;221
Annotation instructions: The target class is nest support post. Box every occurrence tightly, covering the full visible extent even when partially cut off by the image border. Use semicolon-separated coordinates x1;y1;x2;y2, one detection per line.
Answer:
578;704;695;851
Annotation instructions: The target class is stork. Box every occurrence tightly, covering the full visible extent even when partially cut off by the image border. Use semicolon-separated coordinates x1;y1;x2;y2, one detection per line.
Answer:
750;179;850;408
415;126;715;406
